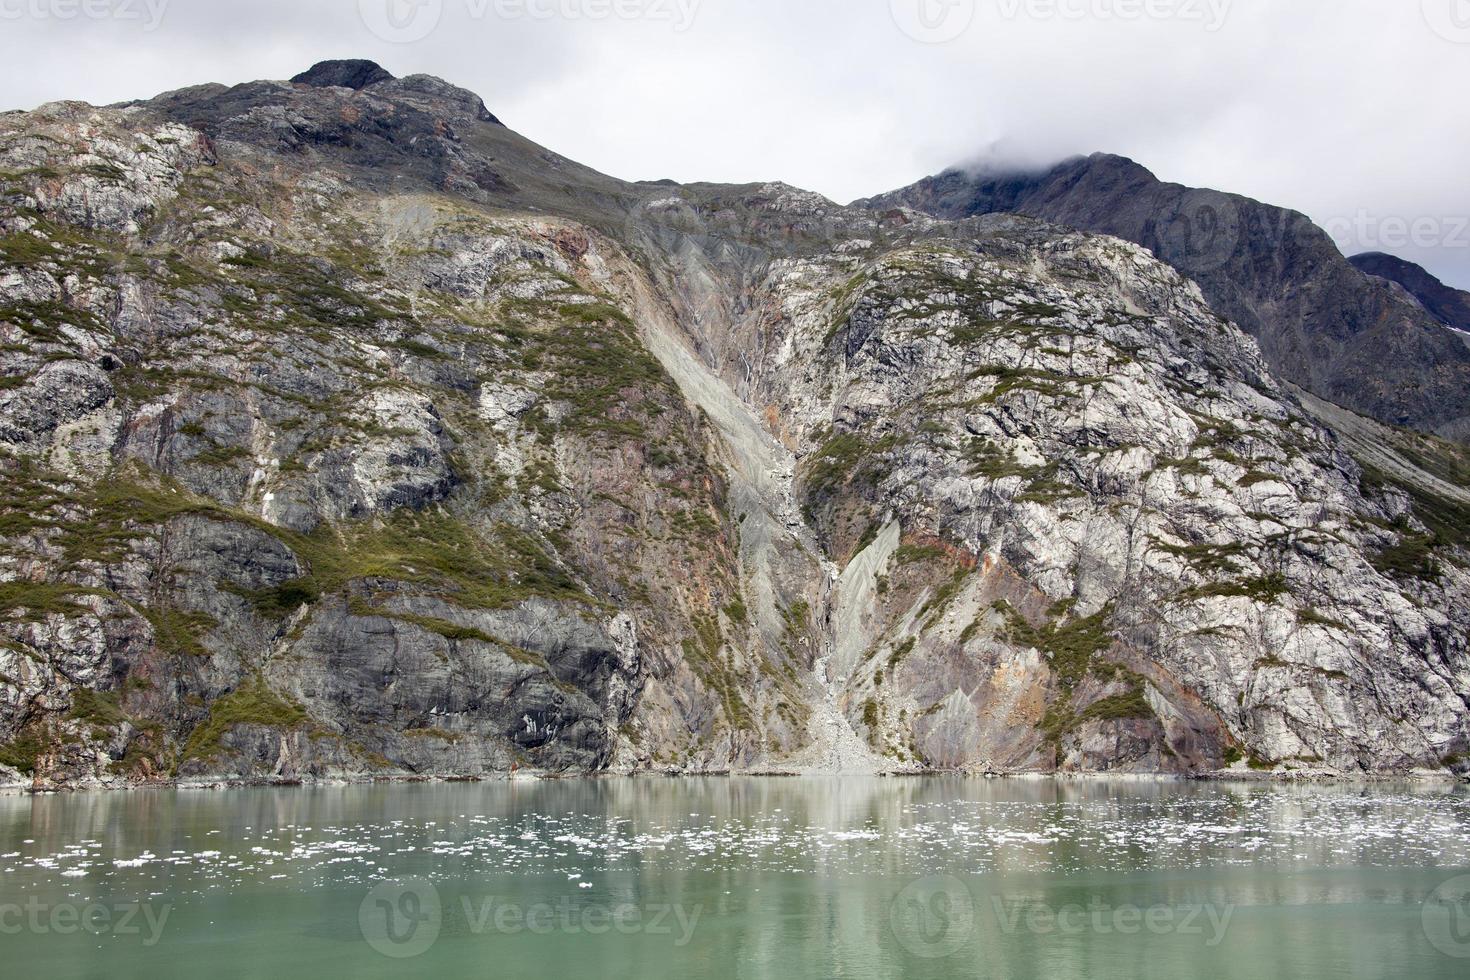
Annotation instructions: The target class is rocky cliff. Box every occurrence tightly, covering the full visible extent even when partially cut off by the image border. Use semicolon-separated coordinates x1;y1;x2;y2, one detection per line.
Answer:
862;155;1470;442
1;62;1467;787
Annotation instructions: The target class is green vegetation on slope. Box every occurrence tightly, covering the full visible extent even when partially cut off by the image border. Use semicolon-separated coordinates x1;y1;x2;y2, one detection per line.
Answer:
179;677;309;766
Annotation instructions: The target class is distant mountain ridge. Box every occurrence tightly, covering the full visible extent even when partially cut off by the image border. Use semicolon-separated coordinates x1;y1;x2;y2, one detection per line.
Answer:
1350;251;1470;333
862;154;1470;442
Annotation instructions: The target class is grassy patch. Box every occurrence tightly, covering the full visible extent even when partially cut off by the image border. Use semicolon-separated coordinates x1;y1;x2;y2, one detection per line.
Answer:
888;637;917;671
58;473;218;565
68;689;127;729
1152;539;1247;575
179;677;309;765
1371;531;1441;582
394;339;449;360
1079;689;1155;723
141;605;218;658
1359;459;1470;573
995;600;1114;692
35;457;593;626
404;728;464;743
781;599;810;637
0;218;120;279
804;432;894;499
216;248;406;333
894;543;948;565
0;582;97;621
994;600;1146;749
232;578;320;617
1156;456;1209;477
1297;609;1351;632
192;443;251;467
352;604;499;646
681;612;753;732
1177;573;1290;604
295;514;589;611
968;364;1101;404
964;438;1053;482
501;297;676;440
0;729;49;775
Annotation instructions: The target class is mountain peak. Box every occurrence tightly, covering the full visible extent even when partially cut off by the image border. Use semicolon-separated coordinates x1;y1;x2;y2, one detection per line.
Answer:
866;149;1470;441
1350;251;1470;332
290;59;395;90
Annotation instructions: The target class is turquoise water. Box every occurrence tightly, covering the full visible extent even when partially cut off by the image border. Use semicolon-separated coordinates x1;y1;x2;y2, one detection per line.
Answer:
2;778;1469;978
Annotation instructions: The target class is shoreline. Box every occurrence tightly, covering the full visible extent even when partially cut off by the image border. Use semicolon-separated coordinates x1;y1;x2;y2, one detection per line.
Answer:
2;767;1465;796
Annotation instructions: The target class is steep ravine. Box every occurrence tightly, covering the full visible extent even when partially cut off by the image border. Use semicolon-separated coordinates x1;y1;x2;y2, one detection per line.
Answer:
614;258;888;774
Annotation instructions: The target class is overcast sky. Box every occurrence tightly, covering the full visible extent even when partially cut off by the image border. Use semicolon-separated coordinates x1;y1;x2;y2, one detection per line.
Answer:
4;0;1467;286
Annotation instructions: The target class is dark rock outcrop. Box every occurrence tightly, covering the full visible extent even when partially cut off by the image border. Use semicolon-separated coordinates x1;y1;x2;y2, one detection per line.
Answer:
290;59;395;90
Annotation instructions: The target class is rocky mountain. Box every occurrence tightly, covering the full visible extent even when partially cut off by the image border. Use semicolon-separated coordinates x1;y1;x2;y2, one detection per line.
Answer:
1350;251;1470;333
1;62;1467;788
862;154;1470;442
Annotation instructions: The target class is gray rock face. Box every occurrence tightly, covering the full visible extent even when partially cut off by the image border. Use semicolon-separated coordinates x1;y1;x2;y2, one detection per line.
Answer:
0;66;1467;788
715;221;1470;774
862;155;1470;442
